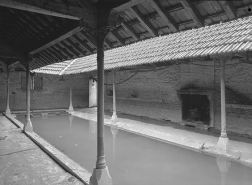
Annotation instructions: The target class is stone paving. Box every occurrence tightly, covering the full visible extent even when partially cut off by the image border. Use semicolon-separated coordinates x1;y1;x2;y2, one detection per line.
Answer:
0;115;85;185
71;108;252;168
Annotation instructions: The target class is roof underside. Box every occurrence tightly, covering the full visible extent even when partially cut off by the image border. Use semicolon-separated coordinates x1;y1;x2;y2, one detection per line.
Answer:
0;0;252;71
33;15;252;75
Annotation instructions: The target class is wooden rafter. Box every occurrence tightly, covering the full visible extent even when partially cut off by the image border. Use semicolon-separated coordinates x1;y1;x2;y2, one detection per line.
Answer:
219;1;236;20
66;38;87;56
179;0;204;27
114;0;146;12
60;41;79;57
0;0;97;28
30;27;82;54
79;31;97;48
130;6;158;37
121;22;140;40
105;38;113;48
147;0;178;32
54;44;73;59
49;46;67;60
111;30;125;45
72;35;94;54
45;48;62;61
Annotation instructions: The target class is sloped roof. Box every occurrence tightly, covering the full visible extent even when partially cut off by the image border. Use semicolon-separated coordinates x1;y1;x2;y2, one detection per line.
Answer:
33;60;73;75
33;15;252;75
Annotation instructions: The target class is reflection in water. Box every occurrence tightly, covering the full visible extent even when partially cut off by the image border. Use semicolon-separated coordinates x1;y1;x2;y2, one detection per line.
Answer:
89;119;96;141
216;156;231;185
41;113;48;119
17;115;252;185
68;115;74;135
110;126;119;164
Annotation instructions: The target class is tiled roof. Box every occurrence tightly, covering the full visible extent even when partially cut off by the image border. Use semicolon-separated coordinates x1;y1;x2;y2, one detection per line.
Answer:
34;16;252;75
32;60;73;75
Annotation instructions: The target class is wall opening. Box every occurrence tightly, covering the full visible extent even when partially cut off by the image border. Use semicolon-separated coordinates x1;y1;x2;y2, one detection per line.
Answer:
181;94;210;125
177;88;215;128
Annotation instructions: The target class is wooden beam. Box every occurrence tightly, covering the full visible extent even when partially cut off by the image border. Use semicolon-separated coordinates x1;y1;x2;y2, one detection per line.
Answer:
46;48;64;61
121;22;140;40
72;35;94;54
79;31;97;48
130;6;158;37
114;0;147;12
54;44;73;59
30;27;82;54
179;0;204;27
66;38;87;56
105;38;113;48
219;1;236;20
49;46;67;60
111;30;125;45
59;42;79;57
0;0;97;27
147;0;178;32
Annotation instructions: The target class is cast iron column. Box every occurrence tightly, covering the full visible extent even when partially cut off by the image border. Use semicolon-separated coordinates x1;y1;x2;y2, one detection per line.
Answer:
5;67;11;115
96;28;106;169
217;58;229;151
24;62;33;132
111;70;118;123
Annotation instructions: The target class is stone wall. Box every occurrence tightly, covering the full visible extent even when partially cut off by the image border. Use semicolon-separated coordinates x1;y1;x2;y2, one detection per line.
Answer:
0;71;89;111
104;59;252;137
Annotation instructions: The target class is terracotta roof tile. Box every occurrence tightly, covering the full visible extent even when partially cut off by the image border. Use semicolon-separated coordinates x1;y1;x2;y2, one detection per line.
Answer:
34;16;252;75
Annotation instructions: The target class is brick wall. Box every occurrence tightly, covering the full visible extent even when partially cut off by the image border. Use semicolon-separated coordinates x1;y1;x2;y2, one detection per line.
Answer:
0;71;89;111
104;59;252;137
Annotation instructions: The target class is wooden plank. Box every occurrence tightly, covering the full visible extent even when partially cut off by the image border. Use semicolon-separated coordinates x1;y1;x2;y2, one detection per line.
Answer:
219;1;236;20
72;35;94;54
111;30;125;45
66;38;87;56
49;46;67;60
54;44;73;59
60;41;80;57
105;38;113;48
114;0;147;12
130;6;158;37
30;27;82;54
0;0;96;27
179;0;204;27
79;31;97;48
121;22;140;40
147;0;178;32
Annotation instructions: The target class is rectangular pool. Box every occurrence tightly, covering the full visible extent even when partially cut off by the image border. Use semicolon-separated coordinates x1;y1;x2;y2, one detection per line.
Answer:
18;115;252;185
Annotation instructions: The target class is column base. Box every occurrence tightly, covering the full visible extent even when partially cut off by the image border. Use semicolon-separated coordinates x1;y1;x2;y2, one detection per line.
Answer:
111;114;118;124
24;119;33;132
68;106;74;112
217;136;229;151
5;108;11;116
89;167;112;185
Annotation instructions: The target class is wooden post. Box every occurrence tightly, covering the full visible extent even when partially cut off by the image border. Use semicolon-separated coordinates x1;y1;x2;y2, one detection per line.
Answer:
68;86;74;112
217;58;229;151
5;67;11;115
111;69;118;123
24;62;33;132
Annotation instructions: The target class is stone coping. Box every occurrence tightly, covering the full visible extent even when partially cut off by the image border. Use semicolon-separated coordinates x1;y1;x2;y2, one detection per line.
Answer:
3;112;91;185
70;110;252;168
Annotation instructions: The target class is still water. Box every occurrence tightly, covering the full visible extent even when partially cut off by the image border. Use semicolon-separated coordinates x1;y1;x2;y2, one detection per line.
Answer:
18;115;252;185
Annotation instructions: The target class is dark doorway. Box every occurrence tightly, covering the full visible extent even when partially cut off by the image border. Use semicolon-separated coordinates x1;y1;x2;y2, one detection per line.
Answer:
181;94;210;125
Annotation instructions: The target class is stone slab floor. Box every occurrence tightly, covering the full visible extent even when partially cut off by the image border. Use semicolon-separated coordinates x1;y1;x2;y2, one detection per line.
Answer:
0;116;84;185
